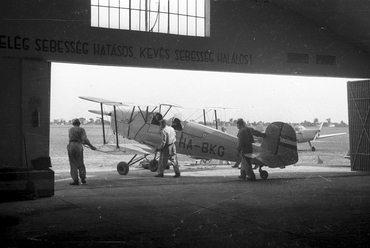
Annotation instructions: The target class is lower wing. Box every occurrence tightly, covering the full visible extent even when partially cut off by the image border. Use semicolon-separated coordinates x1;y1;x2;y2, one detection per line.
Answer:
316;132;347;140
96;143;155;155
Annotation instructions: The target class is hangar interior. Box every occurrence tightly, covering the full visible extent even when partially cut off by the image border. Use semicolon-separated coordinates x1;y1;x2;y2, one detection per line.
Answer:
0;0;370;196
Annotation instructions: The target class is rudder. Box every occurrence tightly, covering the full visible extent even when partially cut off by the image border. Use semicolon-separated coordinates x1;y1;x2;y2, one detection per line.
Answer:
260;122;298;167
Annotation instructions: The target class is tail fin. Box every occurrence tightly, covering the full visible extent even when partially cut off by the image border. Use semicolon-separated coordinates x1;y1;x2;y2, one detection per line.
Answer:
258;122;298;168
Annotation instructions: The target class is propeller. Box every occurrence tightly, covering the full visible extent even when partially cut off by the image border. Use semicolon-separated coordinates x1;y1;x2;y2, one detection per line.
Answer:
313;122;324;141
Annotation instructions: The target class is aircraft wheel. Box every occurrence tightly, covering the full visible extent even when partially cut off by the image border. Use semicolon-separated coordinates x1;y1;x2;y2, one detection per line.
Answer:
311;146;316;151
260;170;268;180
149;160;158;172
117;162;129;175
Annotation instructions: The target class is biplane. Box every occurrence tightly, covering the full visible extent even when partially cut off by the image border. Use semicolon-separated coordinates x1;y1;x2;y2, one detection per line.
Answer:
79;96;299;180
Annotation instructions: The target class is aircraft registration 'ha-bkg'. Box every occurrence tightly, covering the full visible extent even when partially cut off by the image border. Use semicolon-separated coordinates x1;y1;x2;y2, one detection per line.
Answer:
293;123;347;151
79;96;299;180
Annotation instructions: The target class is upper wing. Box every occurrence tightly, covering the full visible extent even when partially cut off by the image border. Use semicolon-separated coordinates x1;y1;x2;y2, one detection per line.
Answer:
204;106;236;111
95;143;155;155
79;96;129;106
159;103;183;108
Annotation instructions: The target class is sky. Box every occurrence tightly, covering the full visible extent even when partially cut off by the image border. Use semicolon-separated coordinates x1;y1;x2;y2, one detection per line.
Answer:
51;62;361;124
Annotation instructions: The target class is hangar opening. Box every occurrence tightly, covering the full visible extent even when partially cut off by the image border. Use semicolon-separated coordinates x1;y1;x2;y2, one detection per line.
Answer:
50;62;354;172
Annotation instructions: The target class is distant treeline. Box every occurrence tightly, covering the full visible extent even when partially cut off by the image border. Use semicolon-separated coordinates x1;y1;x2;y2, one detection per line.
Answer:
51;117;348;127
51;117;105;126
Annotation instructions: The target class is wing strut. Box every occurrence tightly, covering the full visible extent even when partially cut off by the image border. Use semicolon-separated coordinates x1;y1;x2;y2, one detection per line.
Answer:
113;106;119;148
203;109;207;126
202;108;219;128
144;106;148;122
161;105;172;118
127;106;136;138
100;103;107;144
133;106;147;141
137;106;146;120
214;109;218;130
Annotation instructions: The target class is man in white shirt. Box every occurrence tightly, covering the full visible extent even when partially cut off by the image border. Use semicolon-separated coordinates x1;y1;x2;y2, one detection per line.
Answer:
155;119;180;178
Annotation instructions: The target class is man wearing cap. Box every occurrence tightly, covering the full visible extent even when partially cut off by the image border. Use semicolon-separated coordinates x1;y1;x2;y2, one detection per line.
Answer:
236;118;265;180
67;118;97;185
155;119;180;178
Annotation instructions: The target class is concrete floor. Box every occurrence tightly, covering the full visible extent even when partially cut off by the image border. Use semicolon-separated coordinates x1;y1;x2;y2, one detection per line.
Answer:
1;165;370;248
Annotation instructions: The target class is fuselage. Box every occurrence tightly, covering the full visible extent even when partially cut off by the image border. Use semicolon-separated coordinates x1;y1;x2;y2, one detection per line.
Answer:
295;129;318;143
110;110;261;162
80;97;298;171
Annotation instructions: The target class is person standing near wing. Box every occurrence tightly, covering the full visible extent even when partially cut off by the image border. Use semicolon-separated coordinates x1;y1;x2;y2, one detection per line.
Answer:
67;119;96;185
236;118;265;181
155;119;180;178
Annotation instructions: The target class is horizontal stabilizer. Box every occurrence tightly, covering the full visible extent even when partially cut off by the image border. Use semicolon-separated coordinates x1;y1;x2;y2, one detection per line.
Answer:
244;153;258;158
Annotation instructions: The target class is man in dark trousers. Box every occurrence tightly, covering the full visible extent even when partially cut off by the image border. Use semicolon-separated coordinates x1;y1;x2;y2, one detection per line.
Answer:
67;119;96;185
155;119;180;178
236;118;265;180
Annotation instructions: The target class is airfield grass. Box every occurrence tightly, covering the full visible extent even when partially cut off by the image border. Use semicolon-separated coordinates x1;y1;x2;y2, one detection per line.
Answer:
49;125;350;173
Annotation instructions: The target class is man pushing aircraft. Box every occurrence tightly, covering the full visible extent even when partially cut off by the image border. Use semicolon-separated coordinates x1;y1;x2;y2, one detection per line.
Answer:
155;119;181;178
236;118;266;181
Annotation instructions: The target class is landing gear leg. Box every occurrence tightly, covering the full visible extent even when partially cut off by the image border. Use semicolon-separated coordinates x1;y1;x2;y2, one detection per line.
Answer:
116;154;150;175
308;141;316;151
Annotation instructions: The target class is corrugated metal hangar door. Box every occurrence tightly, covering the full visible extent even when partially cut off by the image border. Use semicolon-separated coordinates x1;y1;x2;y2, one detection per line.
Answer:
347;80;370;171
